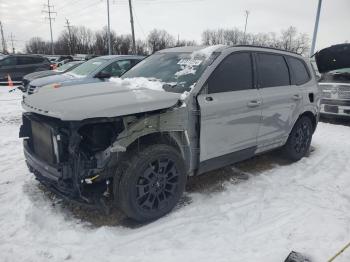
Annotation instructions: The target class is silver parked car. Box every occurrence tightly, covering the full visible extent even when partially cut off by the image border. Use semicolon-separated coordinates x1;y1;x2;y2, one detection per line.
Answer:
315;44;350;118
20;61;84;92
24;55;145;95
20;45;320;222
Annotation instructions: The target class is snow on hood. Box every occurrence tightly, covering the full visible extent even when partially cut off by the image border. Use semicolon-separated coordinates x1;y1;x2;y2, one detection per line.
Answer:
315;44;350;73
22;77;181;121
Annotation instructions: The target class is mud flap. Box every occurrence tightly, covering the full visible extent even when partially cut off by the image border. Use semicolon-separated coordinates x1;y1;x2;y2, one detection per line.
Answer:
284;251;312;262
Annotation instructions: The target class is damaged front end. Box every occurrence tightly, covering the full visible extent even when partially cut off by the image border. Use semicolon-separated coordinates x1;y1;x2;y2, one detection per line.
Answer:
19;112;124;210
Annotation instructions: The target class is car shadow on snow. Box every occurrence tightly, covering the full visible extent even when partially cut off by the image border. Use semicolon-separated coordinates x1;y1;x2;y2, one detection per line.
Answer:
28;147;315;228
320;116;350;127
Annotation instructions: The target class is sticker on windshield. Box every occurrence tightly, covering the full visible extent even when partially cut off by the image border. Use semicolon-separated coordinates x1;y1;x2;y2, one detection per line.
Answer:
92;62;102;65
177;59;202;66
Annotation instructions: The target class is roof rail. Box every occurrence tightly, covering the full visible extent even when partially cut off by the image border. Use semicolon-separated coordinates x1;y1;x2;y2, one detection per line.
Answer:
231;45;300;55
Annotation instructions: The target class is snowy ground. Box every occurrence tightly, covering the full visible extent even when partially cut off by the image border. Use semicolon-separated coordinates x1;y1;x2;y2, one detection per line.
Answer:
1;86;350;262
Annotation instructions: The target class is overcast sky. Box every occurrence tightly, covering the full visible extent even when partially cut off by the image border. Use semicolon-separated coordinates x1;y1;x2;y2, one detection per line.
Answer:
0;0;349;53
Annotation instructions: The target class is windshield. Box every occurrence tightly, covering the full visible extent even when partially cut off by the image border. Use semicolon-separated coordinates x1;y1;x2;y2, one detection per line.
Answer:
121;51;217;93
68;57;107;77
54;62;80;72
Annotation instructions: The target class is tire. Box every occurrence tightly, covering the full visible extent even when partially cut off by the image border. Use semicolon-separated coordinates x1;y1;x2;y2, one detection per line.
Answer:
115;144;187;222
283;116;313;161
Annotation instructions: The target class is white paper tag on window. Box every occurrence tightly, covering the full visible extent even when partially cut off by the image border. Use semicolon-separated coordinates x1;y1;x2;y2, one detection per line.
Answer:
177;59;202;66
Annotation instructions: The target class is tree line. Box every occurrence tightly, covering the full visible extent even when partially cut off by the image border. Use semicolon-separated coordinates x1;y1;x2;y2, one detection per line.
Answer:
25;25;310;56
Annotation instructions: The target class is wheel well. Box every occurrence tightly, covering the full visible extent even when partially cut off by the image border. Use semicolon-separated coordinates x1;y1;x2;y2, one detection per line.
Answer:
300;111;317;132
126;132;187;157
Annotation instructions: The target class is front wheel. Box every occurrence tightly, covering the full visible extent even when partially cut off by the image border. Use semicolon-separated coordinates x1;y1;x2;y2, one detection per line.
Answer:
283;116;313;161
115;144;187;222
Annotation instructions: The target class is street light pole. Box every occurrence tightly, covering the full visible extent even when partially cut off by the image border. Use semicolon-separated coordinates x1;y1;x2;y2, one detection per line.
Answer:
310;0;323;56
106;0;111;55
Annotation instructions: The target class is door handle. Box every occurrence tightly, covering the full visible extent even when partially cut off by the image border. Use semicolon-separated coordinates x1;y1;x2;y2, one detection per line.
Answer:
247;100;261;107
205;96;213;102
292;94;302;101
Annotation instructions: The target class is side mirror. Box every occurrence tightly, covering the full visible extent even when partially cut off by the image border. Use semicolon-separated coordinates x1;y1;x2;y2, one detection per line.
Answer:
95;71;111;79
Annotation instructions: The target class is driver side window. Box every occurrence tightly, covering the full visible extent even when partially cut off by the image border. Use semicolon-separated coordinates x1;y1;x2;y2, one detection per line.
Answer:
102;60;132;77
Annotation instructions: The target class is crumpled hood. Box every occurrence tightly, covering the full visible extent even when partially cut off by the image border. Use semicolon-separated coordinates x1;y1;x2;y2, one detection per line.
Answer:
23;70;59;81
315;44;350;73
29;73;84;87
22;81;181;121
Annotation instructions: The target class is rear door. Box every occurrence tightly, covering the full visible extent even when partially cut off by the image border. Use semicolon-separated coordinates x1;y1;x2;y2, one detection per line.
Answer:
16;56;38;79
255;52;303;150
197;52;262;161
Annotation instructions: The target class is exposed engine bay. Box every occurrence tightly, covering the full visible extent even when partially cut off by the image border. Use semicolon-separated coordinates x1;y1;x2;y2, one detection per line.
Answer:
20;112;127;208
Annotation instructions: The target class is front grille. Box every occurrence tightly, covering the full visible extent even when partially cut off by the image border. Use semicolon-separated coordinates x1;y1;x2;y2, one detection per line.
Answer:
320;83;350;100
338;85;350;99
28;85;37;95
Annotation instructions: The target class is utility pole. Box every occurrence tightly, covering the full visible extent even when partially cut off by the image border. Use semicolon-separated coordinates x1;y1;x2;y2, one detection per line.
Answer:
0;21;7;53
65;18;73;55
243;10;250;44
9;33;15;53
310;0;323;56
128;0;136;54
42;0;56;55
106;0;111;55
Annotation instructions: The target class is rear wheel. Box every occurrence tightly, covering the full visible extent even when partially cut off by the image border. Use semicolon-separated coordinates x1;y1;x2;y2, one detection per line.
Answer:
283;116;313;161
115;144;187;222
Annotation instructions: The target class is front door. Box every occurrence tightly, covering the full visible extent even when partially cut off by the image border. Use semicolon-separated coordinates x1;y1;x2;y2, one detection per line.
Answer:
198;52;262;162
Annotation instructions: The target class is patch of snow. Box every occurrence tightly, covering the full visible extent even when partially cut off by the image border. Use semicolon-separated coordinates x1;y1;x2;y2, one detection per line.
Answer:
110;77;164;92
4;74;350;262
174;45;224;78
192;44;225;59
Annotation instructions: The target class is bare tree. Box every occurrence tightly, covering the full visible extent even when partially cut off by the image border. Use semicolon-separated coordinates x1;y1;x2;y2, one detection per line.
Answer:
25;37;51;54
147;29;175;53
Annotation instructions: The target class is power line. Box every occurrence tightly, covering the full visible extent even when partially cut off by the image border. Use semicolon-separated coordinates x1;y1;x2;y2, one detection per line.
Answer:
9;33;15;53
106;0;112;55
0;21;7;53
128;0;136;54
243;10;250;44
65;18;73;55
42;0;57;55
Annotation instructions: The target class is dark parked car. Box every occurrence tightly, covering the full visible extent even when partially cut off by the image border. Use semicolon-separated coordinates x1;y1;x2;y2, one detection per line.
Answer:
25;55;144;95
20;61;84;92
0;54;51;83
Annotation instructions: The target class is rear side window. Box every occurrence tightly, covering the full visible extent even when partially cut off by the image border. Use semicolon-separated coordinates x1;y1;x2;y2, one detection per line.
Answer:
257;53;290;88
0;57;16;66
208;52;253;93
288;57;310;85
17;57;37;65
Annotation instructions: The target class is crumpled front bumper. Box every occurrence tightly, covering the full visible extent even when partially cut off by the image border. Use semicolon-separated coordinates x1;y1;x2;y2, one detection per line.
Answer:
24;141;105;209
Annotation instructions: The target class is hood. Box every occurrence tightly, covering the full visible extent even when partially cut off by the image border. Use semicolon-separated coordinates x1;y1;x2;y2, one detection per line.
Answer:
315;44;350;73
22;81;181;121
29;73;86;88
24;70;59;81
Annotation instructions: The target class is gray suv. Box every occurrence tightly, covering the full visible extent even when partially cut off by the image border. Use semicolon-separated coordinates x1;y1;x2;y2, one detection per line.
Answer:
20;45;320;222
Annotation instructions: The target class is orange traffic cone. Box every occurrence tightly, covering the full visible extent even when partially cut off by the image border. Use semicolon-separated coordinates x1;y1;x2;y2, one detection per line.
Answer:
7;74;14;87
